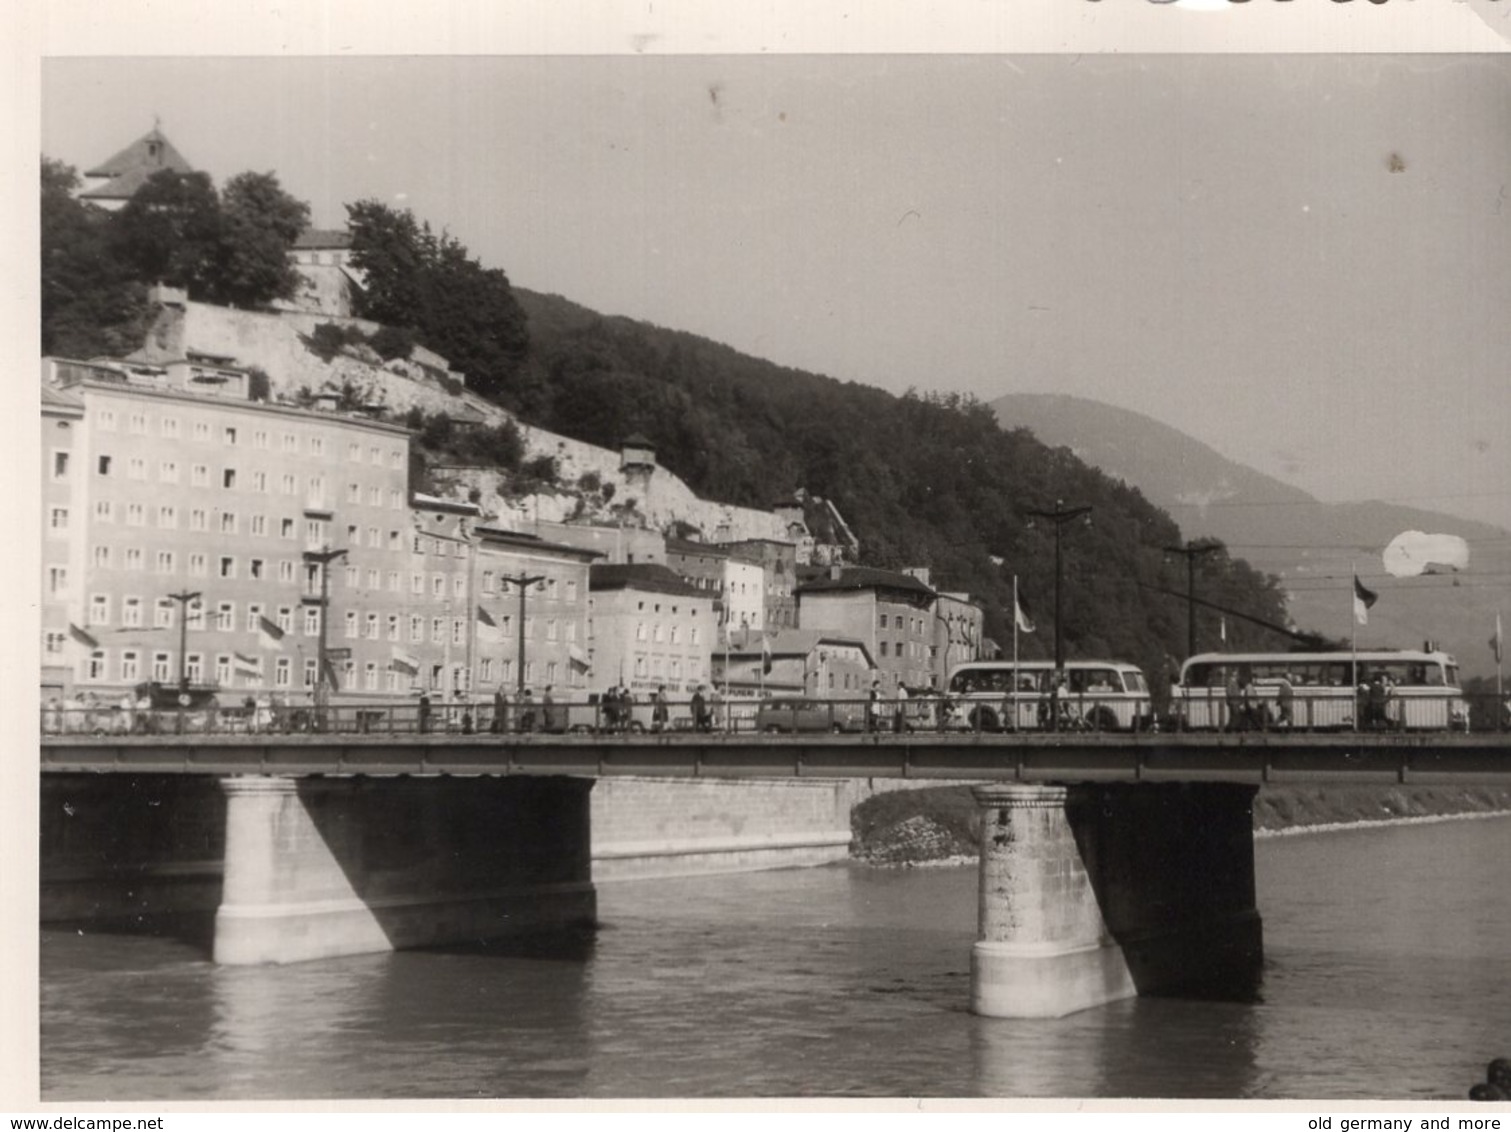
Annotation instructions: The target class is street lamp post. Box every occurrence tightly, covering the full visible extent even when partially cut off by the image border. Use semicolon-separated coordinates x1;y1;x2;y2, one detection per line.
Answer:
1025;500;1091;731
303;546;348;727
499;571;546;697
167;589;202;695
1164;540;1222;659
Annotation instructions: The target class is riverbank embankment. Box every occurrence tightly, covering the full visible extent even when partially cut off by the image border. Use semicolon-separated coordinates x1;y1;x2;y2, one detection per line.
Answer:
851;784;1511;865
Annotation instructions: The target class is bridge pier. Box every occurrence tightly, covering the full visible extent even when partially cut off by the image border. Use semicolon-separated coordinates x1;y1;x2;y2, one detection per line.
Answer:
214;774;596;965
971;782;1262;1018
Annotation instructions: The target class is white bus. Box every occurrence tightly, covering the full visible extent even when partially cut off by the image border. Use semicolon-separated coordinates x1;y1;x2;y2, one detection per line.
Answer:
944;660;1154;732
1172;650;1470;732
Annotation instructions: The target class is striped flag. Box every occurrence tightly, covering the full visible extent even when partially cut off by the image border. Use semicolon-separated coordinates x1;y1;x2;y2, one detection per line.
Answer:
761;634;774;675
390;647;419;676
1014;593;1035;634
1353;575;1378;626
68;623;99;650
257;615;286;650
1492;613;1504;666
233;652;261;676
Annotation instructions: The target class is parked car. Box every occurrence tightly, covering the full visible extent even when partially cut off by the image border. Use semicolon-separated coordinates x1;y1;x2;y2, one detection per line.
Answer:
754;696;864;733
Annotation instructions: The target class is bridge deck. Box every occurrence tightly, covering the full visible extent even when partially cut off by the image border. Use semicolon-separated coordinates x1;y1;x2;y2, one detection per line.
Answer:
39;731;1511;784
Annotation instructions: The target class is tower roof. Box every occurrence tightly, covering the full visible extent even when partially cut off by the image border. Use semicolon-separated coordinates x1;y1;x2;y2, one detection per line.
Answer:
80;127;194;205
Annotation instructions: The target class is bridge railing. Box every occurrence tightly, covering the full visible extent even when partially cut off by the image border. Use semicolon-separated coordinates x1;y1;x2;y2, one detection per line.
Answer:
37;690;1507;738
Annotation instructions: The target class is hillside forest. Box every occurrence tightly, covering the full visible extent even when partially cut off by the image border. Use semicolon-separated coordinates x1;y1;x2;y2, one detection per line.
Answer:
40;161;1298;691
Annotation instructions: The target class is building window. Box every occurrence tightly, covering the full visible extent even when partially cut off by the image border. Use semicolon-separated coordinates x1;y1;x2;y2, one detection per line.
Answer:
186;598;206;630
159;460;178;483
126;503;144;526
52;451;70;481
161;417;180;438
88;594;109;626
282;433;298;453
410;615;424;642
302;659;317;688
344;611;358;638
158;505;177;528
431;618;444;643
387;614;400;641
387;571;401;592
304;608;321;637
364;662;378;691
223;468;237;489
48;506;68;534
279;560;295;583
190;508;207;532
155;598;174;628
216;602;235;631
89;549;108;576
191;464;208;486
366;569;380;589
482;571;495;594
121;596;143;628
152;652;171;682
451;619;464;645
97;455;112;476
252;471;267;493
86;650;106;681
124;547;142;571
94;499;112;522
276;606;294;633
155;550;174;574
365;613;379;639
254;429;268;449
433;576;445;598
189;553;208;577
220;512;238;534
249;558;265;580
185;654;203;684
566;580;578;603
275;657;291;687
193;421;210;442
246;603;264;633
411;573;424;595
306;476;324;508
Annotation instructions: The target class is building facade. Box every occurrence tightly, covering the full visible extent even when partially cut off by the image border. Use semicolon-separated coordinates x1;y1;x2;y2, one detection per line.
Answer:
588;564;714;698
41;384;85;699
474;528;598;695
794;567;938;692
43;356;415;703
721;538;798;631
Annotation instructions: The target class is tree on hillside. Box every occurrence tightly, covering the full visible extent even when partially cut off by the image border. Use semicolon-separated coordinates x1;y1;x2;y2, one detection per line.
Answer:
212;171;310;307
345;199;531;405
110;169;225;296
40;158;151;358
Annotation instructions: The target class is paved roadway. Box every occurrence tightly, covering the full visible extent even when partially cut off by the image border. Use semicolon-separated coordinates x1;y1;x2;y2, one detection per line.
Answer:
39;729;1511;785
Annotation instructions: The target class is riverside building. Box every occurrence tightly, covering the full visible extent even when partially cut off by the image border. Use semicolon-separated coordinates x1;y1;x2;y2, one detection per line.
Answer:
42;356;414;702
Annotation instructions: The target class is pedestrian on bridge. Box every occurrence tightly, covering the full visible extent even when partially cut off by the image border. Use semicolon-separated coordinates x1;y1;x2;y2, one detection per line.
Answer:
491;686;510;734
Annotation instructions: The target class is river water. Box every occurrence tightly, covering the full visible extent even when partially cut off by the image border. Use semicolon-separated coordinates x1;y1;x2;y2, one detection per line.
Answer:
39;814;1511;1101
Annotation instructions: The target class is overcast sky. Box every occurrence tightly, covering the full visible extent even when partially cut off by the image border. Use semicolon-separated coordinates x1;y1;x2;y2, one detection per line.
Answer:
39;52;1511;531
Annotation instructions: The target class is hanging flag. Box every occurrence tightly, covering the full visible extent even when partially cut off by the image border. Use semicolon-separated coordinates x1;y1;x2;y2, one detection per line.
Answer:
390;648;420;676
1492;613;1504;665
257;615;286;650
1219;616;1227;643
233;652;261;676
762;634;774;675
476;605;501;643
68;623;99;650
1014;594;1035;634
1353;575;1378;626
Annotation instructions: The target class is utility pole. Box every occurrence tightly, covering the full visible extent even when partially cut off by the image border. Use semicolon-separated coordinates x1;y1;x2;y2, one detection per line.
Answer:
1025;500;1091;731
167;589;202;696
500;571;546;696
303;546;348;727
1164;539;1223;659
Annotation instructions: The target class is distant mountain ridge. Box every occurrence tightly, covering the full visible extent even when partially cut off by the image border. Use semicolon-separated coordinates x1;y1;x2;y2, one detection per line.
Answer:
992;393;1510;678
